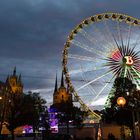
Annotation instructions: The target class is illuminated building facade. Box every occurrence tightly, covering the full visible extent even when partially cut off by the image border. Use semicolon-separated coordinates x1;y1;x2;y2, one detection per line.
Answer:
0;68;23;134
0;67;23;96
6;67;23;94
53;71;72;105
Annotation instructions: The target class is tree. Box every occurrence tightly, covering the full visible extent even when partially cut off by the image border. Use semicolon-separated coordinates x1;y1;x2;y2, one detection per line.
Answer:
5;92;48;140
51;102;87;134
101;77;140;140
102;77;137;127
6;93;23;140
20;92;49;139
39;106;50;140
105;77;136;109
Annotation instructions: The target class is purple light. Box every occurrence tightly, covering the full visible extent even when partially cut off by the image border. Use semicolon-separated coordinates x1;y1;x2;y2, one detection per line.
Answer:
48;107;59;133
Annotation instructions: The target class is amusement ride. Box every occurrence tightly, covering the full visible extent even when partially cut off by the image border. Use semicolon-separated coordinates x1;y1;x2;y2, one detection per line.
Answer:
62;13;140;122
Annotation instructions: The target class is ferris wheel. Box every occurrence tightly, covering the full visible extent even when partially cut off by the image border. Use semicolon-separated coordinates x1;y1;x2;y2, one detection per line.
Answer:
62;13;140;121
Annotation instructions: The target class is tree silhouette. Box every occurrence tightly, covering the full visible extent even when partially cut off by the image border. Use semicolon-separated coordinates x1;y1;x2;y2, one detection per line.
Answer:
50;102;87;134
5;92;48;140
102;77;137;128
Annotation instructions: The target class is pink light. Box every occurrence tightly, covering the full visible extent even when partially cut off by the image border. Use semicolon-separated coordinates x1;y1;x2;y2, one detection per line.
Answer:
23;125;29;129
23;125;33;133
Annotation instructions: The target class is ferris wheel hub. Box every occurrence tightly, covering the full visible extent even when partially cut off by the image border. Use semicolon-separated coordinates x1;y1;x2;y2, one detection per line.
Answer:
124;56;134;66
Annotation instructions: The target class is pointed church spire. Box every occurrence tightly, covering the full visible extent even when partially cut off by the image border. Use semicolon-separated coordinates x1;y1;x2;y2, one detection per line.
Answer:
61;70;64;87
13;67;16;76
6;75;9;84
54;73;58;92
18;74;22;84
18;74;21;81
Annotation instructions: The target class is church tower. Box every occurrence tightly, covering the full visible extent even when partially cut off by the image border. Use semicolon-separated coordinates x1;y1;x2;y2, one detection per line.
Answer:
53;74;58;104
6;67;23;94
53;71;72;105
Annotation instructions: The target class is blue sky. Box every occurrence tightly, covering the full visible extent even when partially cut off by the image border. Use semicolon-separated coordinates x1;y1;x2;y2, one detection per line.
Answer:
0;0;140;106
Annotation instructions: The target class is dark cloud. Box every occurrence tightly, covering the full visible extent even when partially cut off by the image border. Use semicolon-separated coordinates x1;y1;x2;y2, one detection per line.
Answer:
0;0;140;105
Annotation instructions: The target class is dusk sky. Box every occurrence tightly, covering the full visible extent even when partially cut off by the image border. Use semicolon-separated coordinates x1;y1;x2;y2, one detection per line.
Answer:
0;0;140;106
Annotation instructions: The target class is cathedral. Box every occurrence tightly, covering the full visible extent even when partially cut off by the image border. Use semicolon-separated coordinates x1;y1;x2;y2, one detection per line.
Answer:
0;68;24;134
0;67;23;95
52;71;72;105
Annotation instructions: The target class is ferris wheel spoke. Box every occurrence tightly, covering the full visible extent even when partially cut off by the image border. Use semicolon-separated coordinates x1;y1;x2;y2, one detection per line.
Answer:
104;20;117;50
132;35;140;49
82;25;114;51
79;29;110;51
131;67;140;78
86;78;113;99
127;67;134;79
124;66;128;78
91;79;113;102
69;65;108;75
115;24;132;48
80;65;98;96
71;40;107;57
87;85;97;95
111;33;124;57
117;21;125;47
94;24;116;50
126;24;132;48
104;20;124;57
77;71;112;91
130;67;140;89
131;47;140;60
81;63;111;96
128;27;140;50
68;54;98;61
92;73;114;101
133;62;140;72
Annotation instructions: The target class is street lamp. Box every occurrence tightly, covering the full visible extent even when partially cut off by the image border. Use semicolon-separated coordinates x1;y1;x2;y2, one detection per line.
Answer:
117;96;127;140
117;97;126;107
117;96;137;140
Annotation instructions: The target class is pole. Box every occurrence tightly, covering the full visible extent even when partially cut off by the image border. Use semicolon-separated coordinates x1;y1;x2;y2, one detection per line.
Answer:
132;110;136;140
0;104;6;134
0;88;8;134
136;110;140;139
120;125;125;140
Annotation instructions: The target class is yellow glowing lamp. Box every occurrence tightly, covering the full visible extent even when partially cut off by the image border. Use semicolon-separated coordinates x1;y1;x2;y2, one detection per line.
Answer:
117;97;126;107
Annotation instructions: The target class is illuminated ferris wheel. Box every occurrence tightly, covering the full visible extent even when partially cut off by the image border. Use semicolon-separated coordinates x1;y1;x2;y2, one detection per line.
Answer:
62;13;140;121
